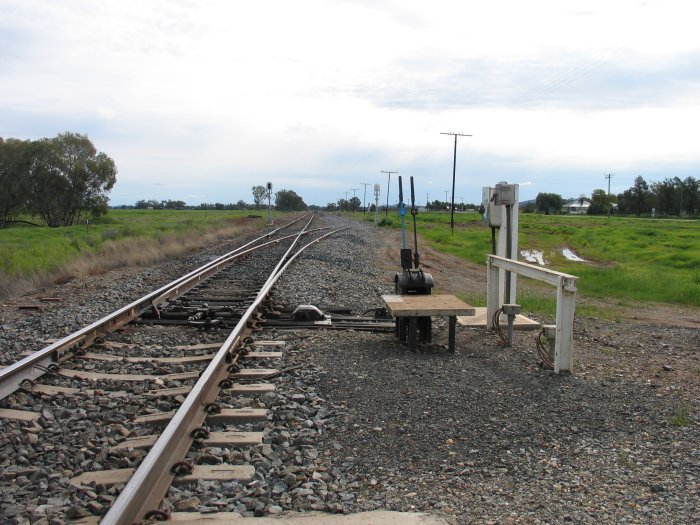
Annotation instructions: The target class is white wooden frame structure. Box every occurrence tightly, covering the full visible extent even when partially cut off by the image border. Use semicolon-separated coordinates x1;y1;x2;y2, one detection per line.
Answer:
486;255;578;374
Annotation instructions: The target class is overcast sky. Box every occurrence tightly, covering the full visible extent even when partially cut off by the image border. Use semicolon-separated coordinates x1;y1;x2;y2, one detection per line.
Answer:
1;0;699;207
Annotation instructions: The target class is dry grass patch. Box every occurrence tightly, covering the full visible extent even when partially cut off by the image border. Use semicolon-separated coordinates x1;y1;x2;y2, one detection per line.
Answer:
0;221;259;299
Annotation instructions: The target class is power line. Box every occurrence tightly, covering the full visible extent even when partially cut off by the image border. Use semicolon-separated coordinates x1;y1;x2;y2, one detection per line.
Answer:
605;173;614;218
507;47;625;110
360;182;371;213
440;132;471;233
604;173;614;196
381;170;397;217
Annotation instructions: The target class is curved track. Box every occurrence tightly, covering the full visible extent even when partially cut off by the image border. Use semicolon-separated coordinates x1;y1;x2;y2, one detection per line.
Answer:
0;213;346;523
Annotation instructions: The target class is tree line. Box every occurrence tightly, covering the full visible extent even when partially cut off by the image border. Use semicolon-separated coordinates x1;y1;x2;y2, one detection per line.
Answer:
130;187;309;212
250;186;307;211
530;175;698;216
0;133;116;227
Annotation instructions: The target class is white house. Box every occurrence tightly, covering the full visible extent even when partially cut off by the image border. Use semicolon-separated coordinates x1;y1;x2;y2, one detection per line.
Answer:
563;199;591;215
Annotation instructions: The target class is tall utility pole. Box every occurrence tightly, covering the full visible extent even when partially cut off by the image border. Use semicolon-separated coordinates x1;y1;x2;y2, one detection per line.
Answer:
605;173;614;218
426;194;429;209
440;132;472;233
381;170;397;217
360;182;371;213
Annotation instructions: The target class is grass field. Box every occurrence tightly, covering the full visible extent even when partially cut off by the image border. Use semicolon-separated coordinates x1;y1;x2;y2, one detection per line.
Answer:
3;209;699;311
0;209;272;297
366;211;700;309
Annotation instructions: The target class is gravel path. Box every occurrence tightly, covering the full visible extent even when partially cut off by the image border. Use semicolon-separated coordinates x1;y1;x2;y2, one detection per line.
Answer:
273;214;699;525
1;214;698;524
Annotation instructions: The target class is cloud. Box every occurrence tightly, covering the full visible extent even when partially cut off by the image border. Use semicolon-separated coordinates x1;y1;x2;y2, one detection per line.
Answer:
348;47;700;112
1;0;700;207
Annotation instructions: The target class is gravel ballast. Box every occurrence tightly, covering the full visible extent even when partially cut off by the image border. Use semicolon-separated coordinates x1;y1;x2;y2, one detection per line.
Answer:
1;214;698;524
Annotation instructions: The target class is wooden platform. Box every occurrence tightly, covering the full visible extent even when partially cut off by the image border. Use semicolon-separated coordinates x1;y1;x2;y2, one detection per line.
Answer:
457;307;541;330
381;294;475;317
381;294;475;352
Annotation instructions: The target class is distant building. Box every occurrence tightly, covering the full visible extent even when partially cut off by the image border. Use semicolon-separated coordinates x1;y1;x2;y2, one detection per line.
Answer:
563;199;591;215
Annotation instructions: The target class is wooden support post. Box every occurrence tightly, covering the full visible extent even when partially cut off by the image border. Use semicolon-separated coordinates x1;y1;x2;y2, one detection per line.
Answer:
486;255;578;375
554;276;576;373
448;316;457;352
408;318;417;351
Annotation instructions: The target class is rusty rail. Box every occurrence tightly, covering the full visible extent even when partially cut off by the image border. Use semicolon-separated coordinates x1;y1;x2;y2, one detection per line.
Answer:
101;225;346;523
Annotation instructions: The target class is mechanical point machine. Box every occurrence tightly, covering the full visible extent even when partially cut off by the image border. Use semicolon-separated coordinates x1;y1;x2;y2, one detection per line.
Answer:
394;176;434;343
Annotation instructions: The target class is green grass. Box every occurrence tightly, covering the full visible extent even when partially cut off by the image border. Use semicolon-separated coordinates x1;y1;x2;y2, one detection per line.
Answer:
361;211;700;308
671;404;690;427
0;209;270;278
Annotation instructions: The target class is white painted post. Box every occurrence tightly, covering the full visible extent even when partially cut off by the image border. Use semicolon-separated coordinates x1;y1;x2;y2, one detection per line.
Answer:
495;184;519;305
554;275;577;373
486;255;577;375
486;256;500;329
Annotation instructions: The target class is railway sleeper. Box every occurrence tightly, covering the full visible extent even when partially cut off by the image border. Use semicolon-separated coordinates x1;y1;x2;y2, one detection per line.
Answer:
144;382;274;398
133;407;267;426
69;464;255;489
110;430;263;451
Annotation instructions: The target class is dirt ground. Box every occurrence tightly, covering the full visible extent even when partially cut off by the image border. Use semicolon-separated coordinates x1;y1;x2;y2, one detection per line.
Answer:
376;228;700;398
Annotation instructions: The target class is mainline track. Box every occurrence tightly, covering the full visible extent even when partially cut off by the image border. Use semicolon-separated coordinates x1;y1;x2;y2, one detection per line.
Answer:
0;213;351;523
102;221;345;524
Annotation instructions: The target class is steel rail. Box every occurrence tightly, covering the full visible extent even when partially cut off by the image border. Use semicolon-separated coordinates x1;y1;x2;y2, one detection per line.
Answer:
0;215;312;400
101;223;345;524
150;226;331;309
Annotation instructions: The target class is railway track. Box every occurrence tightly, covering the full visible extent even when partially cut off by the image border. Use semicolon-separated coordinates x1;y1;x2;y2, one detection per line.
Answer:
0;213;392;523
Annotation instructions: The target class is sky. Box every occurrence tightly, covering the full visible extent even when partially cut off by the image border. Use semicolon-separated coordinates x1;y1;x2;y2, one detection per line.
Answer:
1;0;699;207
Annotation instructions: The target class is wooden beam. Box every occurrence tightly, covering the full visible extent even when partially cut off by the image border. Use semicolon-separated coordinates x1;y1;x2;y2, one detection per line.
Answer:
488;255;577;290
381;294;475;317
0;408;40;421
70;465;254;487
133;408;267;426
111;431;263;451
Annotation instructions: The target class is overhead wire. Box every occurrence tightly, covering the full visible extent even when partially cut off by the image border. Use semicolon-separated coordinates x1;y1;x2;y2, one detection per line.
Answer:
506;46;627;110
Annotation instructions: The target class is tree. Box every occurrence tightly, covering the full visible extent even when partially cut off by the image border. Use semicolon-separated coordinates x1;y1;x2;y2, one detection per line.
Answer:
275;189;306;211
161;200;186;209
0;138;32;225
427;199;446;211
630;175;651;216
251;185;267;209
535;192;563;214
587;189;610;215
27;133;116;226
520;201;535;213
681;176;698;216
617;175;652;216
349;196;361;212
135;199;161;209
651;178;676;216
26;139;72;227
